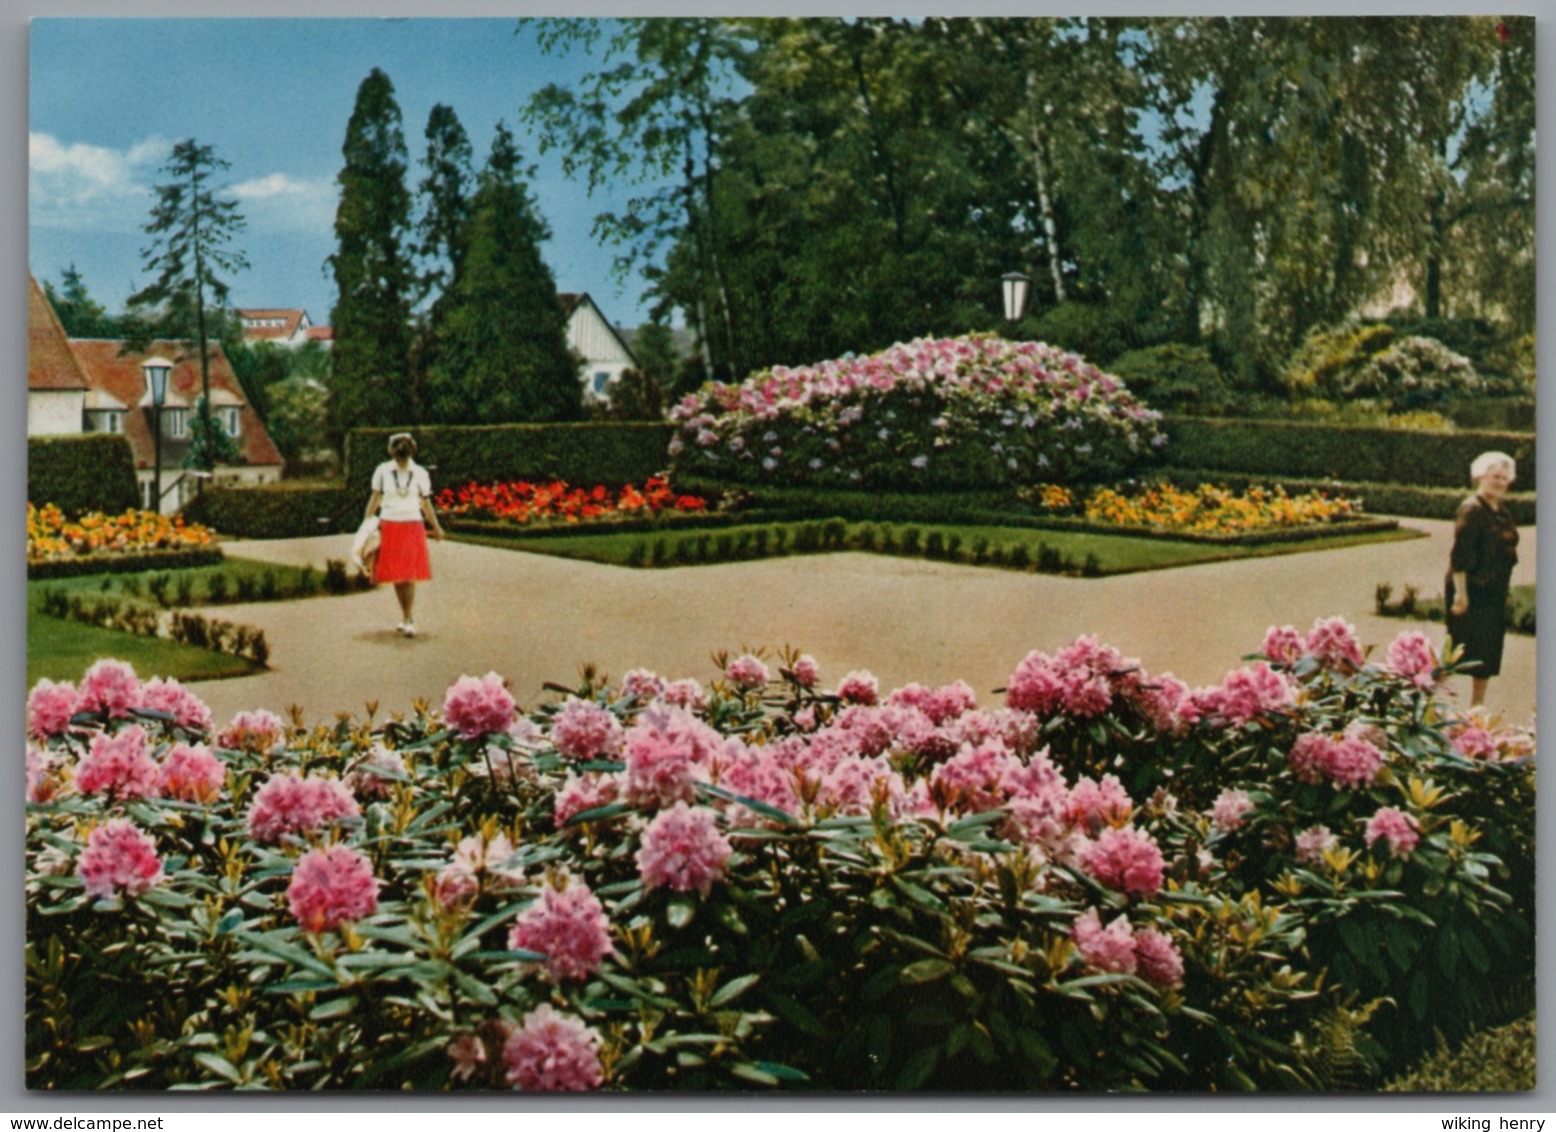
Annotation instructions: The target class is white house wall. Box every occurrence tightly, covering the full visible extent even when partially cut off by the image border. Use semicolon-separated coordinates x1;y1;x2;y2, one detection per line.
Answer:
567;303;636;401
28;391;85;436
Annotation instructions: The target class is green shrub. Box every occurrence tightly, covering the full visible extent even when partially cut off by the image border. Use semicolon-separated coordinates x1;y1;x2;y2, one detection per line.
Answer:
1448;397;1536;432
1382;1015;1536;1093
1346;336;1484;409
181;481;356;539
1382;315;1500;371
1020;300;1137;364
28;435;139;518
1161;418;1535;490
27;547;225;582
1282;323;1396;397
344;424;674;503
1109;343;1231;413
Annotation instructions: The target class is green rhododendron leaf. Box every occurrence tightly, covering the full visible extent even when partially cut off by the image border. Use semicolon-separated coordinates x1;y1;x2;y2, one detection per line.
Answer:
899;958;954;985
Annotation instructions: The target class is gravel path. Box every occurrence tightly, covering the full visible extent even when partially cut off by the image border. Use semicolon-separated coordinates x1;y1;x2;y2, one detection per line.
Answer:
193;517;1537;727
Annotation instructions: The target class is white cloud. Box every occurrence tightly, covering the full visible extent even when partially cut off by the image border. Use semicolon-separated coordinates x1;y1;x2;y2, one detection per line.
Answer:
28;131;165;230
233;172;336;232
232;172;314;200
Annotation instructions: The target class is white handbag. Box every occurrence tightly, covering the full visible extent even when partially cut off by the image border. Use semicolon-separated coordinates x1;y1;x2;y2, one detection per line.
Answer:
351;515;381;572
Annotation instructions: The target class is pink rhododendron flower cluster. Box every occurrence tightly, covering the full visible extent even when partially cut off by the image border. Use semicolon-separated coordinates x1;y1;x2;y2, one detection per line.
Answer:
76;659;141;719
78;818;163;900
789;655;820;688
725;654;770;690
1288;731;1384;789
140;677;214;732
1365;807;1421;859
1295;825;1338;864
287;845;380;932
1210;788;1254;832
26;746;66;805
157;743;226;803
502;1004;603;1091
1063;774;1133;833
435;832;524;909
508;878;614;983
75;726;160;799
1078;827;1167;897
622;705;724;809
443;672;517;739
1260;625;1307;665
553;772;623;829
549;699;625;761
1385;631;1439;688
1071;908;1183;986
27;679;79;741
620;668;667;703
1006;636;1195;733
1303;617;1366;668
345;745;408;800
659;678;707;711
217;709;286;754
1194;663;1297;726
636;803;734;896
836;670;880;706
246;773;362;844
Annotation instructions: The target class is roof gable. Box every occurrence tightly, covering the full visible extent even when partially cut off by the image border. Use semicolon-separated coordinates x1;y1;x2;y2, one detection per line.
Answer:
28;274;91;392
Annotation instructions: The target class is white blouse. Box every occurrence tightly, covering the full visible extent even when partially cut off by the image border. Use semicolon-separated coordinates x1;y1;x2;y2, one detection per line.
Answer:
371;460;433;522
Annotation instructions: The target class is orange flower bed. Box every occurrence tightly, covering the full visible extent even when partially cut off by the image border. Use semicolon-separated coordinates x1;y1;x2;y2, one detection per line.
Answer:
28;502;216;563
1023;481;1361;535
435;477;707;526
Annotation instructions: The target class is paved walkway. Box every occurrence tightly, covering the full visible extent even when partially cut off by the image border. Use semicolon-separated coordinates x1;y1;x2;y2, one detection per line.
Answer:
193;517;1537;728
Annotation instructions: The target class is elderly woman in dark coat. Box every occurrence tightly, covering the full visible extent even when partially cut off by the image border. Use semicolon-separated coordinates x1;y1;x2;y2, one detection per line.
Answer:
1445;451;1520;707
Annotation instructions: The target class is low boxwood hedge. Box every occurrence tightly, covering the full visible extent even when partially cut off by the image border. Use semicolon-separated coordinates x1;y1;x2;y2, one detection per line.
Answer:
1161;417;1535;489
444;510;760;542
181;482;357;539
29;434;139;518
987;512;1402;546
27;547;225;581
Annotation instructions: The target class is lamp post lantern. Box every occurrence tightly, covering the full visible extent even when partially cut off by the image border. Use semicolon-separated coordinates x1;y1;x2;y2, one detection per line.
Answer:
1001;272;1031;324
143;357;173;514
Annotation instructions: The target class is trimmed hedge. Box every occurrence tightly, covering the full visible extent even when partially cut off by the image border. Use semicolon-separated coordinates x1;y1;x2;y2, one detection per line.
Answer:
28;434;139;518
344;424;675;502
1161;468;1537;525
27;547;225;581
673;478;1013;525
1161;417;1535;490
180;482;357;539
1448;398;1537;432
444;510;754;542
990;512;1402;546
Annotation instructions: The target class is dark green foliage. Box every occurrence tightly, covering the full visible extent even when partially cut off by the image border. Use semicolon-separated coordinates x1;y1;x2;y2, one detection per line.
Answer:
1020;301;1138;366
180;482;357;539
1382;1015;1536;1093
328;68;418;437
28;435;140;518
42;265;121;339
343;424;674;501
1108;343;1232;412
1160;418;1535;491
28;548;224;582
591;367;665;422
1382;315;1500;371
1447;398;1536;432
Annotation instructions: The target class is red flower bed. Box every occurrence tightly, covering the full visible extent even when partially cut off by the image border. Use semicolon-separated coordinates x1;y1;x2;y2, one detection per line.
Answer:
435;477;707;526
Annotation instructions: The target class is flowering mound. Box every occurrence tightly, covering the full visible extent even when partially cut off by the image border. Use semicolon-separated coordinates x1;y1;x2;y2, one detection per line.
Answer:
28;502;215;563
668;333;1164;490
435;477;706;526
1023;481;1363;535
25;627;1533;1093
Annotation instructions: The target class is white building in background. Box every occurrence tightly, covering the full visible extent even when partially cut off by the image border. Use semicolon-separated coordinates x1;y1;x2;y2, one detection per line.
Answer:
27;273;90;436
235;307;318;348
561;293;639;403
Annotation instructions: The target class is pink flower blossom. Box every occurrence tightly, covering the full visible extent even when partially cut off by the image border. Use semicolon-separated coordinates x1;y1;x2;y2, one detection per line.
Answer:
1079;826;1166;897
1261;625;1306;665
1196;663;1297;726
622;706;720;809
1295;825;1337;864
345;746;408;800
507;878;614;983
620;668;667;702
246;773;361;844
1133;928;1185;988
1063;774;1133;833
503;1004;603;1091
928;740;1021;813
157;743;226;803
78;818;162;900
446;1033;489;1083
550;699;625;761
442;673;517;739
217;709;286;754
1005;651;1065;716
76;726;160;799
139;677;213;733
637;803;734;896
436;833;524;908
1288;731;1382;789
725;654;770;690
554;772;624;828
76;659;141;720
1210;788;1254;832
1385;632;1439;688
1071;908;1137;975
287;845;380;932
27;679;78;741
789;655;820;688
26;747;65;804
836;670;880;706
1449;725;1498;760
1365;807;1421;858
1305;616;1365;668
660;678;706;711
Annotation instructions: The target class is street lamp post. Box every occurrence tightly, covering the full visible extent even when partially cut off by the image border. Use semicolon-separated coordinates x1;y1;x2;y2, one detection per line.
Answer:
1001;272;1031;324
142;357;173;514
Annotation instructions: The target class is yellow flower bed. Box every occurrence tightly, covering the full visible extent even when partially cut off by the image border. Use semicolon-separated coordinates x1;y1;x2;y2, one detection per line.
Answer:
1027;481;1360;535
28;502;216;563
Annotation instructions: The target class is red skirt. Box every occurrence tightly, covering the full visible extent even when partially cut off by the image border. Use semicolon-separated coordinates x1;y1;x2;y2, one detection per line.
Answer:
374;520;431;583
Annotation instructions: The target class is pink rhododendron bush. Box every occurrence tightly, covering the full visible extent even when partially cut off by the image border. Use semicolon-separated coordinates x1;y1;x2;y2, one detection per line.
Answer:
26;632;1532;1092
668;333;1164;490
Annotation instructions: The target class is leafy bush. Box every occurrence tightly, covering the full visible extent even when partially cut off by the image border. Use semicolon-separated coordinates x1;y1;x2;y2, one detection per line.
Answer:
1019;301;1138;365
1382;1014;1536;1092
1282;323;1396;398
1108;344;1231;413
28;435;139;520
1345;337;1484;410
1381;316;1500;372
24;626;1532;1091
1448;397;1536;433
1160;418;1536;491
181;482;357;539
670;334;1163;491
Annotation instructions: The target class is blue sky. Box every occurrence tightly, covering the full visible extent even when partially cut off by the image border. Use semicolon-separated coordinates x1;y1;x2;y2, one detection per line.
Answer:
29;18;665;330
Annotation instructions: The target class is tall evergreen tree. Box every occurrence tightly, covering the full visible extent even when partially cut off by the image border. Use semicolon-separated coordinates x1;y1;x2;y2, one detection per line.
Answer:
44;265;118;338
410;103;475;393
425;122;581;423
328;68;417;437
128;138;248;469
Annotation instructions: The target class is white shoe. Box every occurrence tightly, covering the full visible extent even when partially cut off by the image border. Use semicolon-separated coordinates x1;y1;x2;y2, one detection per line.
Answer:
402;622;416;638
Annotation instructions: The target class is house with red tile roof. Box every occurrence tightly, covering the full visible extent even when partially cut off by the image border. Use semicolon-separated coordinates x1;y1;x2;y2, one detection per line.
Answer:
561;293;639;404
28;274;284;513
236;307;314;346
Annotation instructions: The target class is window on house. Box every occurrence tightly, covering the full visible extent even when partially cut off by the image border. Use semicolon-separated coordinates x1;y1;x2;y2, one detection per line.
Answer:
164;409;189;439
84;411;123;434
219;407;242;438
593;371;611;395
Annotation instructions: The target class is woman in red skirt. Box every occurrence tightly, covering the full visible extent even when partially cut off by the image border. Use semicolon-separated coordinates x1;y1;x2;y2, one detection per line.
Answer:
364;433;444;637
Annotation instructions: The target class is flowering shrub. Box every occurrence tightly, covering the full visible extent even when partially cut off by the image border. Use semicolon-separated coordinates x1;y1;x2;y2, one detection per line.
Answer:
669;334;1164;490
435;477;706;526
26;628;1532;1092
28;503;215;564
1021;481;1361;535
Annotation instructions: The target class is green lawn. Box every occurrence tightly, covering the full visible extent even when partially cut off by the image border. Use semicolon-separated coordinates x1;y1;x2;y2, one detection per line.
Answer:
454;517;1423;575
38;556;343;606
